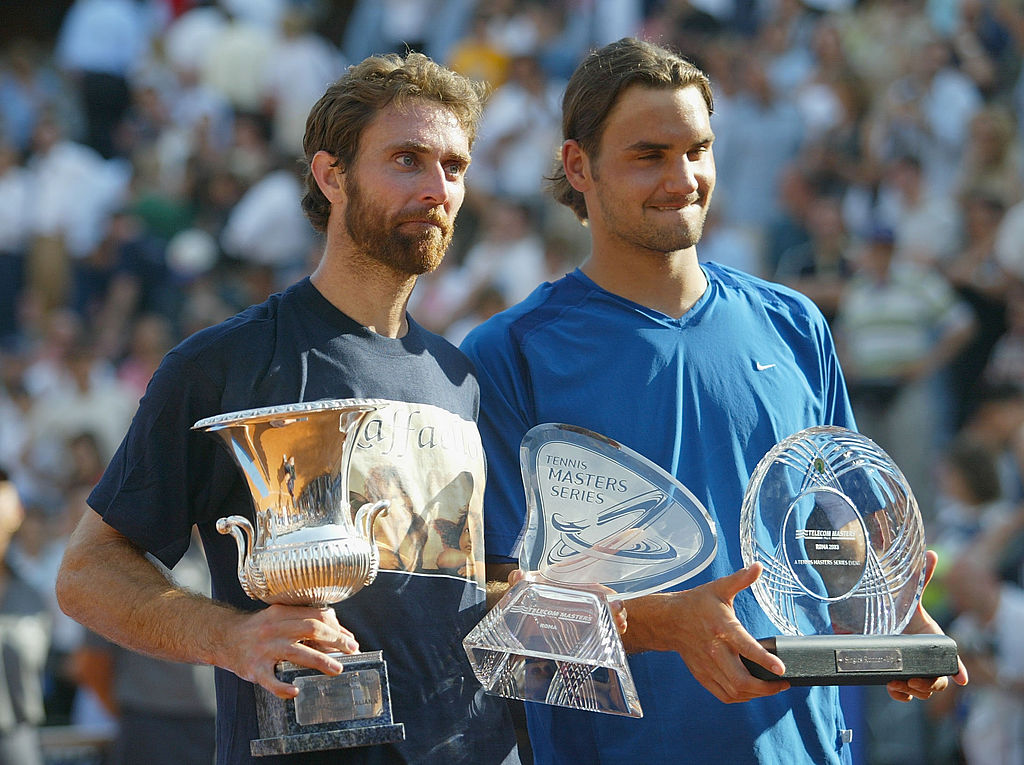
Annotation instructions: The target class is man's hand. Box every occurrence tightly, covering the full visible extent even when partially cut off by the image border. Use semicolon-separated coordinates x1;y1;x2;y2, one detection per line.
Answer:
887;549;969;702
623;563;789;703
221;604;361;699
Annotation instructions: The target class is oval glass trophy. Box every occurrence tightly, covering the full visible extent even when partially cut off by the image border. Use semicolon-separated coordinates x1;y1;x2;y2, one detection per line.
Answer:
463;423;717;716
740;425;958;685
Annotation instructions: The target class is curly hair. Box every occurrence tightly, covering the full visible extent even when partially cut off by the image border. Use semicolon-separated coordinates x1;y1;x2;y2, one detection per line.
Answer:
548;38;714;222
301;52;487;233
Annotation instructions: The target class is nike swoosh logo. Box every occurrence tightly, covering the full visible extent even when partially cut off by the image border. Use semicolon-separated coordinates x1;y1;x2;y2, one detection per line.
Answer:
756;362;776;371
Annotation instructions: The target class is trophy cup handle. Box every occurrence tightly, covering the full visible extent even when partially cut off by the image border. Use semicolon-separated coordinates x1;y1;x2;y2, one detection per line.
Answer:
353;499;390;546
216;515;261;601
353;500;390;587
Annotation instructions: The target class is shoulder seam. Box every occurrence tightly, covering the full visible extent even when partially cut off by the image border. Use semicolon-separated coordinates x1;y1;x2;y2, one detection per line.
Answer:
507;276;593;346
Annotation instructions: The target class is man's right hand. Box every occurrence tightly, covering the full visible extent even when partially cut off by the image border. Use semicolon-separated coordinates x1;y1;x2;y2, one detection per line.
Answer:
622;563;790;703
223;604;361;698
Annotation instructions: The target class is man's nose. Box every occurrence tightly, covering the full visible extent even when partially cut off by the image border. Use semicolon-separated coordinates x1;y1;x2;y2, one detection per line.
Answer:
418;162;452;206
664;156;699;195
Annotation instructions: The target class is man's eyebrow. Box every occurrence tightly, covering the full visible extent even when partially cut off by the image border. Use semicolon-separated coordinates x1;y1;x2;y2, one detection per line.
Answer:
389;141;471;164
624;140;670;152
447;149;472;166
623;135;715;153
388;140;432;154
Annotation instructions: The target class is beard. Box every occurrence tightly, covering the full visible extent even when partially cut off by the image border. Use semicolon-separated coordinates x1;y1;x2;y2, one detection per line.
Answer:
595;188;711;254
344;175;453;276
591;162;713;254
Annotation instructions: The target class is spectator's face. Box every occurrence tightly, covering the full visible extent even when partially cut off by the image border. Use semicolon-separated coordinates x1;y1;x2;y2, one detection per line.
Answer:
889;161;921;194
341;101;471;275
861;241;894;278
31;120;59;154
808;198;844;239
581;85;716;256
970;113;1011;164
964;198;1004;237
0;482;23;555
69;355;94;389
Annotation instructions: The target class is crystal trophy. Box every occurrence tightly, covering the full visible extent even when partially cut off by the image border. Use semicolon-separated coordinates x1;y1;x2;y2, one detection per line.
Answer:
739;425;959;685
194;399;406;756
463;423;717;716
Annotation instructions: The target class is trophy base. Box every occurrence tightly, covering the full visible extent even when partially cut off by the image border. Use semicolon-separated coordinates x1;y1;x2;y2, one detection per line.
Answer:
251;650;406;757
250;724;407;757
463;579;642;717
742;634;959;685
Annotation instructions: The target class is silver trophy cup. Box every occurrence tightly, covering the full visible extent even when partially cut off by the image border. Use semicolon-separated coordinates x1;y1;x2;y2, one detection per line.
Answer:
194;399;406;757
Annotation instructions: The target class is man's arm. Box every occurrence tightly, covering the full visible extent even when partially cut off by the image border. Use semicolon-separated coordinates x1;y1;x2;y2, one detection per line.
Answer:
619;563;790;704
618;555;967;705
486;564;789;704
56;509;360;699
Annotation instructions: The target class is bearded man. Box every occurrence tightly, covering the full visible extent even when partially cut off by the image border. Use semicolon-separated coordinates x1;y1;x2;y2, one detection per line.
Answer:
56;53;519;765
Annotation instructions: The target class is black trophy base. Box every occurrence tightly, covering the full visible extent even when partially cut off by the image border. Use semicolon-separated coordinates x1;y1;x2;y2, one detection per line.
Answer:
251;650;406;757
742;634;959;686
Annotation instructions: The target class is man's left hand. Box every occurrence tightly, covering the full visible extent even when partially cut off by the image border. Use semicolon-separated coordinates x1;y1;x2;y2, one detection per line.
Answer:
886;549;969;701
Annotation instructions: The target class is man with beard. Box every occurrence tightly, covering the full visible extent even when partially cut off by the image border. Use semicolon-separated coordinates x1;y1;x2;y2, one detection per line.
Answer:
56;53;519;765
461;38;965;765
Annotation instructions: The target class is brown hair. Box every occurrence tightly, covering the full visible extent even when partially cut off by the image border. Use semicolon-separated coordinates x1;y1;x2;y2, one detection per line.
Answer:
549;38;714;222
301;52;487;232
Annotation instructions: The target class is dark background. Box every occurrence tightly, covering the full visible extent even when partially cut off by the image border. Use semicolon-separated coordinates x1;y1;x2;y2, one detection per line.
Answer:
4;1;78;45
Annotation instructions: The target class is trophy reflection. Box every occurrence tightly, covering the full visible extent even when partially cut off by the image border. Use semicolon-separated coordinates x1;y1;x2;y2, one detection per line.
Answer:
194;399;405;757
740;425;959;684
463;423;717;717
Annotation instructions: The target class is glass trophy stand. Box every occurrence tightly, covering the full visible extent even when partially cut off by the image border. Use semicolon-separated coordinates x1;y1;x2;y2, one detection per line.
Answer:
464;423;717;716
739;426;959;684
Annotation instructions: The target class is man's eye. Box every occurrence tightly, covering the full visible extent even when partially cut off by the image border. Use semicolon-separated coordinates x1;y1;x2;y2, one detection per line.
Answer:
446;162;466;176
397;155;416;167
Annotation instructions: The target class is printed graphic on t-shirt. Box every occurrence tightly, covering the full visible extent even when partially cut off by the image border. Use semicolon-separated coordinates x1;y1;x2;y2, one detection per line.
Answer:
348;402;486;587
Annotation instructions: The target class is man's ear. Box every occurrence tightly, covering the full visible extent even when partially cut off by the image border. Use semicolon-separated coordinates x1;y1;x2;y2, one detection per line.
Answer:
310;151;346;204
562;140;592;194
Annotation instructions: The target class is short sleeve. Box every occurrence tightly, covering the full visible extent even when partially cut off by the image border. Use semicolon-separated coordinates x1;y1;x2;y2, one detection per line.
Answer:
461;322;533;563
88;350;227;568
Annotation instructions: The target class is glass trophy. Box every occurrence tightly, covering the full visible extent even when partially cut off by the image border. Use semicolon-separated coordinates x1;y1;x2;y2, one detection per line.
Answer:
739;425;959;685
463;423;717;716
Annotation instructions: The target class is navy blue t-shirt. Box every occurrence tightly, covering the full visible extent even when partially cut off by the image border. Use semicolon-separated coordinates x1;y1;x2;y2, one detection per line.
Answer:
89;278;517;765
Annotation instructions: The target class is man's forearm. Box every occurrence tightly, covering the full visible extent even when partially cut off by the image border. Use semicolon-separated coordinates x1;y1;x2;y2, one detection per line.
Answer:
56;509;241;668
59;507;366;701
619;592;671;654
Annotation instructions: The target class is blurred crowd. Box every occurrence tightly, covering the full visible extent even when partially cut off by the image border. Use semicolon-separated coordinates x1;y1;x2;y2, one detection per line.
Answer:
2;0;1024;763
